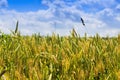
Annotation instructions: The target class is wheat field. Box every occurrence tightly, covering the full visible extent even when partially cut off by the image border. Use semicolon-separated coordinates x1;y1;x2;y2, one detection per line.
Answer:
0;26;120;80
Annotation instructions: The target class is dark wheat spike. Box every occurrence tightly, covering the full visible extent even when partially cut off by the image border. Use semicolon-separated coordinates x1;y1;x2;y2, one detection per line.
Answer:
81;18;85;26
15;21;19;34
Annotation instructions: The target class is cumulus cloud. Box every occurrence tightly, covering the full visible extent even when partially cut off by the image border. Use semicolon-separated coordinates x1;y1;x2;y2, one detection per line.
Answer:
0;0;8;8
116;4;120;9
115;14;120;22
97;8;114;16
0;0;119;36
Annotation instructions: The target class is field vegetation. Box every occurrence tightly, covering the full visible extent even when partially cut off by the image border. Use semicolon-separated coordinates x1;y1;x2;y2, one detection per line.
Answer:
0;22;120;80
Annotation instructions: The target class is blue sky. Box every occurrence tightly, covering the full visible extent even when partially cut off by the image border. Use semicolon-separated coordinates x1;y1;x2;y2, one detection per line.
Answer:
7;0;47;12
0;0;120;36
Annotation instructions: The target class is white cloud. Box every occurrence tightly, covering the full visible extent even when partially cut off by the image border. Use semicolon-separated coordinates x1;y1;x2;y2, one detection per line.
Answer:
115;14;120;22
96;8;114;17
116;4;120;9
99;28;120;37
67;0;116;8
0;0;8;7
0;0;119;37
